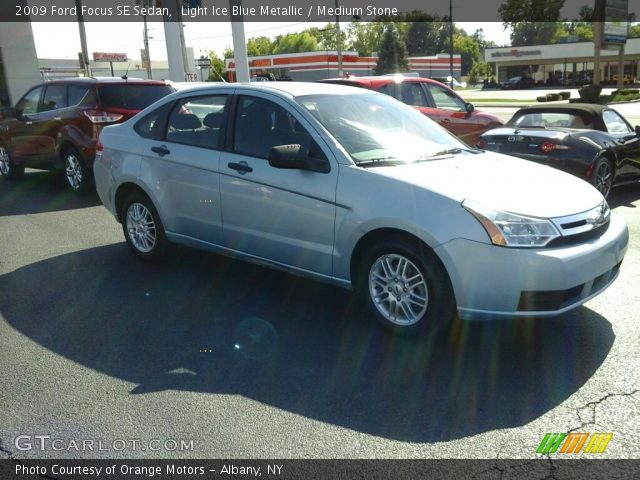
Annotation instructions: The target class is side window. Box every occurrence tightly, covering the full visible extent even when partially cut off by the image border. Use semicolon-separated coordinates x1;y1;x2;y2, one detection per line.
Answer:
40;85;67;112
427;85;466;111
400;83;429;107
603;110;632;134
378;83;400;100
233;95;326;162
134;102;173;140
165;95;228;149
68;85;93;107
16;86;44;116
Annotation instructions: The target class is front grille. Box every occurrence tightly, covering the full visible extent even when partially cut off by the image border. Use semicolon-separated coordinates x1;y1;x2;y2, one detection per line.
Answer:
547;221;610;247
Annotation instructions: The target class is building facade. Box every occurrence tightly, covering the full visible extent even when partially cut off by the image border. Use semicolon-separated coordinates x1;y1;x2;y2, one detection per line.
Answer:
486;38;640;85
226;51;462;81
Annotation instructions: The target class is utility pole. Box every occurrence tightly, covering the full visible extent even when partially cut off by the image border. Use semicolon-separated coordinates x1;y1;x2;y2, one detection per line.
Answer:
335;0;343;77
230;0;250;82
449;0;454;88
74;0;91;76
139;1;152;79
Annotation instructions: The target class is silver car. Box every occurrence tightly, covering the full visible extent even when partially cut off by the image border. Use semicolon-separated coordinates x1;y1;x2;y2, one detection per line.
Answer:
94;82;628;335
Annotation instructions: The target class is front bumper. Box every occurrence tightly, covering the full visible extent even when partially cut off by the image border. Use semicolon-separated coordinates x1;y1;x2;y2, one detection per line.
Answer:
434;214;629;320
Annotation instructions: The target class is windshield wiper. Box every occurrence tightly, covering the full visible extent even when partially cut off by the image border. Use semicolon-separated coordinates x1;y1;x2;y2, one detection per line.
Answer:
355;157;406;167
418;147;471;160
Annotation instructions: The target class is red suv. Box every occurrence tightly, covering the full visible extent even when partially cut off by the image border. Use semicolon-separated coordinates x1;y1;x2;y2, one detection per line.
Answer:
0;77;174;193
318;75;503;146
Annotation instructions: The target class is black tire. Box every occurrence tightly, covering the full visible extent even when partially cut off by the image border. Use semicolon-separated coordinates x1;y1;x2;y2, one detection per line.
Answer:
121;192;169;262
355;238;456;336
0;144;25;180
62;147;94;194
591;156;613;198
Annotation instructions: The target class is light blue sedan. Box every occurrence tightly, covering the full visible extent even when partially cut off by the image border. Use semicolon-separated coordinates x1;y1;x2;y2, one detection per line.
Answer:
94;82;628;335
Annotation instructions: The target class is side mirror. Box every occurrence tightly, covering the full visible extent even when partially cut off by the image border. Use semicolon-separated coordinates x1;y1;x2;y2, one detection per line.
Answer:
268;144;330;173
465;102;475;115
635;125;640;136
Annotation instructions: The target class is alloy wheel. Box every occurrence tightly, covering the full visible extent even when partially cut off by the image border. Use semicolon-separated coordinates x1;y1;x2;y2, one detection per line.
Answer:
594;160;612;198
368;253;429;326
65;152;83;190
126;202;157;253
0;146;10;176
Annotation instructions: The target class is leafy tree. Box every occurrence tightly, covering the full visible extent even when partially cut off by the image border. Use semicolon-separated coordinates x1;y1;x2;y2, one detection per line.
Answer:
222;47;234;59
206;50;227;82
405;17;448;56
631;24;640;38
499;0;567;45
307;23;348;51
272;32;319;54
346;21;384;56
246;36;273;56
453;32;480;75
374;25;409;74
468;62;493;85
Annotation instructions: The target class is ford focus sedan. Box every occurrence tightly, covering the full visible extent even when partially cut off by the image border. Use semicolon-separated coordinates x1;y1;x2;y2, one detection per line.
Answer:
94;82;628;336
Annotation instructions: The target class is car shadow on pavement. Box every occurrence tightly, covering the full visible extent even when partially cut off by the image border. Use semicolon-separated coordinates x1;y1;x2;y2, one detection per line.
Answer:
0;244;615;443
609;183;640;209
0;170;101;216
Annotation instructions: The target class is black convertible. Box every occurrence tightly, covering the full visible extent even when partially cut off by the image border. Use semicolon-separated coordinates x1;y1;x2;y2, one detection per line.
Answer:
477;104;640;197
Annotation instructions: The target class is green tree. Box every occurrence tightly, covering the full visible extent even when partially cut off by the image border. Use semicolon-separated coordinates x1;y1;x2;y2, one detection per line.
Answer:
246;36;273;56
346;21;384;56
405;16;448;56
272;32;319;54
374;25;409;74
630;24;640;38
206;50;227;82
222;47;234;59
307;23;348;51
453;32;480;75
499;0;567;45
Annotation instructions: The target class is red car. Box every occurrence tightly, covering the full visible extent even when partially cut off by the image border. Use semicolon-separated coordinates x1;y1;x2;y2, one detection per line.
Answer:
317;75;503;146
0;77;174;193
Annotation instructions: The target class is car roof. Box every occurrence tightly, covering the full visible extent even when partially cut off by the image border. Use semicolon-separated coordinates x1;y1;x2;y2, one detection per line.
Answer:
44;77;170;86
318;75;446;88
514;103;609;116
177;81;373;98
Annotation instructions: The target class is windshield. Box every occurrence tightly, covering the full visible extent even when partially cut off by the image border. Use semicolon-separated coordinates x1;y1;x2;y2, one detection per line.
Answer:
296;92;468;165
509;111;594;129
97;84;174;111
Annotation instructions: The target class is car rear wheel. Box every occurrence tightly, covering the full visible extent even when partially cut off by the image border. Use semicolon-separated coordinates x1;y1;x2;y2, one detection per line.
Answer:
0;145;25;180
63;147;93;194
122;193;168;261
592;157;613;198
358;238;456;336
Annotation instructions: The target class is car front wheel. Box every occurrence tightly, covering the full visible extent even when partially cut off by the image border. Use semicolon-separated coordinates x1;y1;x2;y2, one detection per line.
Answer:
0;144;25;179
591;156;613;198
122;193;168;261
359;239;456;336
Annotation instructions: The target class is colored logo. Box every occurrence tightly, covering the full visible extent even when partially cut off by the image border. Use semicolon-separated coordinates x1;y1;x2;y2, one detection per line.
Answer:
537;432;613;454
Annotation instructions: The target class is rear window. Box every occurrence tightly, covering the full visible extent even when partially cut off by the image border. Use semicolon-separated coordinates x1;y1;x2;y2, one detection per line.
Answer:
97;84;173;111
509;112;594;129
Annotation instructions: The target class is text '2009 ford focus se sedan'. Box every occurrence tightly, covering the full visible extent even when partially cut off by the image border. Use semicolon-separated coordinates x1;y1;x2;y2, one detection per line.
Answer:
94;82;628;336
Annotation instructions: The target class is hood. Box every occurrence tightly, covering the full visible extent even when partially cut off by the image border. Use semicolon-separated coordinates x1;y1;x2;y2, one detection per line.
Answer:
371;151;604;218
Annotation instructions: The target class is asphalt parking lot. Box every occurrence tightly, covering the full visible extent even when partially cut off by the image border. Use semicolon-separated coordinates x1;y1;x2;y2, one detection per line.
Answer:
1;106;639;468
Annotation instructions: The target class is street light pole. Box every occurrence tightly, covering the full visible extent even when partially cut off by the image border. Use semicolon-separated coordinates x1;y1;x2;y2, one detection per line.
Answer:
449;0;454;88
74;0;91;76
335;0;343;77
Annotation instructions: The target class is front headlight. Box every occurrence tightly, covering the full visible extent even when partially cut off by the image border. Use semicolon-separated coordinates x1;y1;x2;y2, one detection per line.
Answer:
462;199;560;247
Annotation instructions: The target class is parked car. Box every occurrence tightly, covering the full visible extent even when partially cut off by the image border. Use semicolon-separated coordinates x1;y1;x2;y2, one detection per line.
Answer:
502;76;535;89
317;75;503;146
94;83;628;336
0;77;174;193
477;104;640;198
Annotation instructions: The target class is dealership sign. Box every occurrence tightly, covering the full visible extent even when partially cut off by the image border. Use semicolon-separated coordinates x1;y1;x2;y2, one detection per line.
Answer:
93;52;128;62
491;49;542;58
598;0;629;45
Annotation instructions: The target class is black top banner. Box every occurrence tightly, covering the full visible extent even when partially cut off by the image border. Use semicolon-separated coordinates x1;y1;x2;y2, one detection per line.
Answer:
2;0;639;22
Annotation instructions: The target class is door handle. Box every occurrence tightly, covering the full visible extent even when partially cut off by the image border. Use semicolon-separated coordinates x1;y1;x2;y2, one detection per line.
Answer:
441;118;451;124
228;161;253;174
25;121;33;126
151;145;170;156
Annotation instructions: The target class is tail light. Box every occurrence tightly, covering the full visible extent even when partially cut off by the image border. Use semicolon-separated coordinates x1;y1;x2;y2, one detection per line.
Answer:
539;141;571;153
476;138;488;149
83;110;124;124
